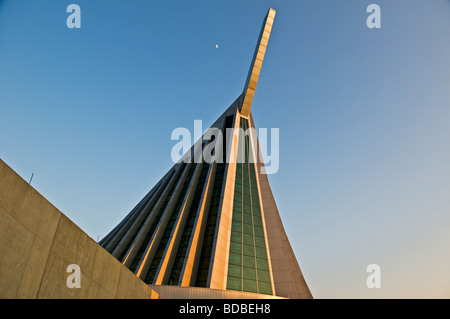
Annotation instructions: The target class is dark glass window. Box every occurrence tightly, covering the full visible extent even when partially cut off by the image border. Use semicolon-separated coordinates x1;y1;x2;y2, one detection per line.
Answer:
143;162;196;284
167;162;210;284
128;164;185;273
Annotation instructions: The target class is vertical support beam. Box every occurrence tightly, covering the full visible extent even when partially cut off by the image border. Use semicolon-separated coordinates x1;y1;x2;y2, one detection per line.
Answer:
109;181;163;258
240;8;276;117
179;162;216;286
122;164;183;267
152;162;202;285
135;162;191;279
209;110;241;290
101;177;164;249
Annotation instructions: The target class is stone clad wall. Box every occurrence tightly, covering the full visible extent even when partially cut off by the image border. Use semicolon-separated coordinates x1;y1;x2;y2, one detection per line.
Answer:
0;159;158;299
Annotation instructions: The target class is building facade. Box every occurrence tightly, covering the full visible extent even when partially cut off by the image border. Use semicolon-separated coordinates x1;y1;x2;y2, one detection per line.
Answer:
100;9;312;299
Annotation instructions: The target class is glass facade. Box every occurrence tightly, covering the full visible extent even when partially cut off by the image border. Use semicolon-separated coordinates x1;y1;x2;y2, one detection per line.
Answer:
226;117;272;295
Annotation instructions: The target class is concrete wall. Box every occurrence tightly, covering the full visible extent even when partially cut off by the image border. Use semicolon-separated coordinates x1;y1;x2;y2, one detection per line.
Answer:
0;159;158;299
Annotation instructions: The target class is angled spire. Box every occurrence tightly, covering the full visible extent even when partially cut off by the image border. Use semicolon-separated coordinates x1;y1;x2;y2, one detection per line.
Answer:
240;8;276;117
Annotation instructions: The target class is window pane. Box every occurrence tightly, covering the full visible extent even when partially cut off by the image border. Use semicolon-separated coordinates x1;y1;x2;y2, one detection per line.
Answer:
230;230;242;243
257;269;270;282
243;255;255;268
243;234;253;246
229;253;241;266
254;226;264;237
243;279;257;293
243;223;253;235
255;247;267;259
243;267;256;280
243;214;253;225
232;221;242;232
258;282;272;295
256;258;269;270
230;241;241;254
228;264;241;278
255;237;266;248
232;212;242;221
227;277;242;291
243;244;255;257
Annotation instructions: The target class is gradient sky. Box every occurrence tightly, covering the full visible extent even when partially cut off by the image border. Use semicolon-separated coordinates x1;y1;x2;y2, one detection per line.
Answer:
1;0;450;298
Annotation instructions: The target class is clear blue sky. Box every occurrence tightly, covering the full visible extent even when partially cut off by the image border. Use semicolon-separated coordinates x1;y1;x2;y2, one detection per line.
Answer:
1;0;450;298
